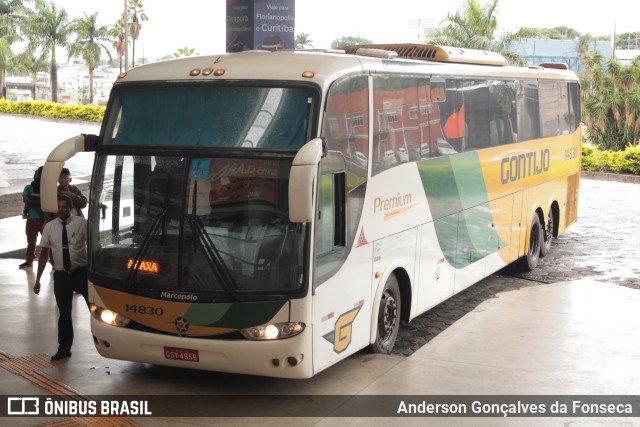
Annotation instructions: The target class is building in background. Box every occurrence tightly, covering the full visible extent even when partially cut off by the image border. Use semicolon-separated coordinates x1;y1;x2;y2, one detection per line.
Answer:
513;38;614;72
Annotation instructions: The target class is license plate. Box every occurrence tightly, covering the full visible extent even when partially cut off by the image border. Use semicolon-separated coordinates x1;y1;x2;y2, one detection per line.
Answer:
164;346;199;362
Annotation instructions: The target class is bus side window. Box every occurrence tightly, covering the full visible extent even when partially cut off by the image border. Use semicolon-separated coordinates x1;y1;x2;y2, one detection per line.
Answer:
567;82;581;133
372;76;419;174
517;81;541;142
439;80;466;153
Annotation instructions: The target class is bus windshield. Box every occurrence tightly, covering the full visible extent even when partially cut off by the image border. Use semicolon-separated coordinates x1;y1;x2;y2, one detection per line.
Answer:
90;154;308;299
105;85;315;149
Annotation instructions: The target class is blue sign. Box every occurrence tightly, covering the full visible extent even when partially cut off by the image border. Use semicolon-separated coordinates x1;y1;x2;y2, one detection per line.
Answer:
226;0;295;52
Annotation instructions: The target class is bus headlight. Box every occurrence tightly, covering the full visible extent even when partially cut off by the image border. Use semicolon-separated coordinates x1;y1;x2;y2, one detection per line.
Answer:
90;304;131;327
240;322;305;340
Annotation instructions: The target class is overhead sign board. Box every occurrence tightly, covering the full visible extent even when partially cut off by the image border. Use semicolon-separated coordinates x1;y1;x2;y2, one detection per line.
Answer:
226;0;295;52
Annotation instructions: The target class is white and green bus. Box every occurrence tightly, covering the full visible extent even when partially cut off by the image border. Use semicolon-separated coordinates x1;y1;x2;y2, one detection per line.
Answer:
41;44;581;378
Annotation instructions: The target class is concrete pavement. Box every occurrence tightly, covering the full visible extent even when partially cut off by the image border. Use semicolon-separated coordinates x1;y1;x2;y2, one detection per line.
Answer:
1;259;638;425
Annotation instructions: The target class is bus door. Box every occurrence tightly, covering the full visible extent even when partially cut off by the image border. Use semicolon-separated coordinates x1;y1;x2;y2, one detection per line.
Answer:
311;74;371;373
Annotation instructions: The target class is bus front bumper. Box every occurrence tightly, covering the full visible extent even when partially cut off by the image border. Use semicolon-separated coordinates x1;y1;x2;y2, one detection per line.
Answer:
90;318;313;379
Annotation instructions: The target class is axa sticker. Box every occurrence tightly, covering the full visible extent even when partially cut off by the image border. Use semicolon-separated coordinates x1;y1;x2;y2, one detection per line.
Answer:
322;305;362;354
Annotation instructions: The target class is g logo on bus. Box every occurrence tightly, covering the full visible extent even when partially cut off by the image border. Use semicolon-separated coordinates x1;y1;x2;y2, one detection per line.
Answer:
322;305;362;354
174;316;189;333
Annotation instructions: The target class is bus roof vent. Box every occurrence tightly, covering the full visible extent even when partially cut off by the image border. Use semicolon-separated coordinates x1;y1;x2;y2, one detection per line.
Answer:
355;48;398;59
341;43;509;66
538;62;569;70
296;48;346;54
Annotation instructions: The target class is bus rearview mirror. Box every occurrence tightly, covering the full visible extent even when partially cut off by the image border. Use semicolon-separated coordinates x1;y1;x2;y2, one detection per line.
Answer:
289;138;325;223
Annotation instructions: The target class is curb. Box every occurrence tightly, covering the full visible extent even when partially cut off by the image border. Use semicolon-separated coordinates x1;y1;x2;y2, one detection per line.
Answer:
581;171;640;184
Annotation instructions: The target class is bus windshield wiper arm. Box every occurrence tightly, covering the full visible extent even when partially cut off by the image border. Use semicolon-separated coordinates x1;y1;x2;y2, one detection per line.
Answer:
188;215;238;296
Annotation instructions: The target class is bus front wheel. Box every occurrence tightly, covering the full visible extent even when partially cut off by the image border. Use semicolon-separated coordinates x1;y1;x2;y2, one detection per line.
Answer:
518;214;543;272
371;274;401;354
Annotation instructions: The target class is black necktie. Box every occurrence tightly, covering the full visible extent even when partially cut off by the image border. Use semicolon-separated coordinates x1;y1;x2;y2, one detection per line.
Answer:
62;221;71;271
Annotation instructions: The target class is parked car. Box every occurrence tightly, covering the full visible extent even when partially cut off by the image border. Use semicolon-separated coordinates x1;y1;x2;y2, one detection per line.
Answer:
397;147;409;163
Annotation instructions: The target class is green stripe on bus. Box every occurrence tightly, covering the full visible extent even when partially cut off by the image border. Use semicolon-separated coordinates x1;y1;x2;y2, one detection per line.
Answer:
418;153;505;268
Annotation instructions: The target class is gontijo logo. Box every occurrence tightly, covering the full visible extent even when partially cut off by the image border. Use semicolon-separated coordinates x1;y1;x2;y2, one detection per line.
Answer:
500;149;550;184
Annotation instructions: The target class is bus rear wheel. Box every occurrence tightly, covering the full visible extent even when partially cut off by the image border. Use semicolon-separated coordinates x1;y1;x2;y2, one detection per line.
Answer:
540;212;554;257
371;274;401;354
518;214;543;272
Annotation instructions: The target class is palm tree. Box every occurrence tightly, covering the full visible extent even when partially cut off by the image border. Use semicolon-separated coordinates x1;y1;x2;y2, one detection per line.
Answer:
580;51;640;150
68;12;112;105
16;48;49;100
0;38;12;99
1;0;25;99
295;33;314;49
427;0;534;66
21;0;73;103
1;0;25;43
109;17;126;72
173;46;196;57
575;34;592;58
127;0;147;68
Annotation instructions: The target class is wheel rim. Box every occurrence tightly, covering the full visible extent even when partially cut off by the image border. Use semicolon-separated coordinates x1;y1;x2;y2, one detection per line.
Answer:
545;215;554;243
529;222;540;261
378;290;398;343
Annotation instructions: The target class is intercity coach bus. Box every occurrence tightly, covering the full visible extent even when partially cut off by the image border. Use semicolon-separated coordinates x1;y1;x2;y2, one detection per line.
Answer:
41;44;581;378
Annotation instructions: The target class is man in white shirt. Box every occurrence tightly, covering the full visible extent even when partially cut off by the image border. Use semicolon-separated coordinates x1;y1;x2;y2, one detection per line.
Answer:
33;195;89;361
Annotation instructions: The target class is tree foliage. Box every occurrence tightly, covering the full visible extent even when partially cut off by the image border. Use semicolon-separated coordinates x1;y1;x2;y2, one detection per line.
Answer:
173;46;196;57
0;37;11;99
617;32;640;50
1;0;25;99
20;0;73;103
295;32;314;49
127;0;147;69
426;0;534;66
108;17;127;72
331;36;373;49
15;49;49;100
580;53;640;150
68;12;113;104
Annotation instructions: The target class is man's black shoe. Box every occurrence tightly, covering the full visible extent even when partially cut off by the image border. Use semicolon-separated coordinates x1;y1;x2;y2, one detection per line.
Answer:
51;350;71;361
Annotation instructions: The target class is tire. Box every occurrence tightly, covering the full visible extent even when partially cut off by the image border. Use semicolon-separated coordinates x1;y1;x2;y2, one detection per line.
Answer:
371;274;401;354
517;214;543;272
540;211;554;257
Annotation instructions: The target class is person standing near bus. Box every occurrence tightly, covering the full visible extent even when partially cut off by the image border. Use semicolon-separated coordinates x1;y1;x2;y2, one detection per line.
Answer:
57;168;87;217
44;168;88;222
19;166;44;269
33;195;89;361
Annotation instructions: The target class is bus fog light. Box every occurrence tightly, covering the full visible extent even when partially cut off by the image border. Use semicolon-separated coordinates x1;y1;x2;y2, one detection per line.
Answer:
240;322;305;340
90;304;130;327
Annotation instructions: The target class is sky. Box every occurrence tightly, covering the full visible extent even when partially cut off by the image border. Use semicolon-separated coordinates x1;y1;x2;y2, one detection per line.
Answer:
38;0;640;62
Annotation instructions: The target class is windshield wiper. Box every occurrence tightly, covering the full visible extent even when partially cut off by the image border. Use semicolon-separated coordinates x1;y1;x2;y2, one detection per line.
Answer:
191;217;238;295
189;181;238;297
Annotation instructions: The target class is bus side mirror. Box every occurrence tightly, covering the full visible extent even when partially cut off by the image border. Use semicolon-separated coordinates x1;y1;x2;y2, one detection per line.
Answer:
288;138;325;223
41;134;98;213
